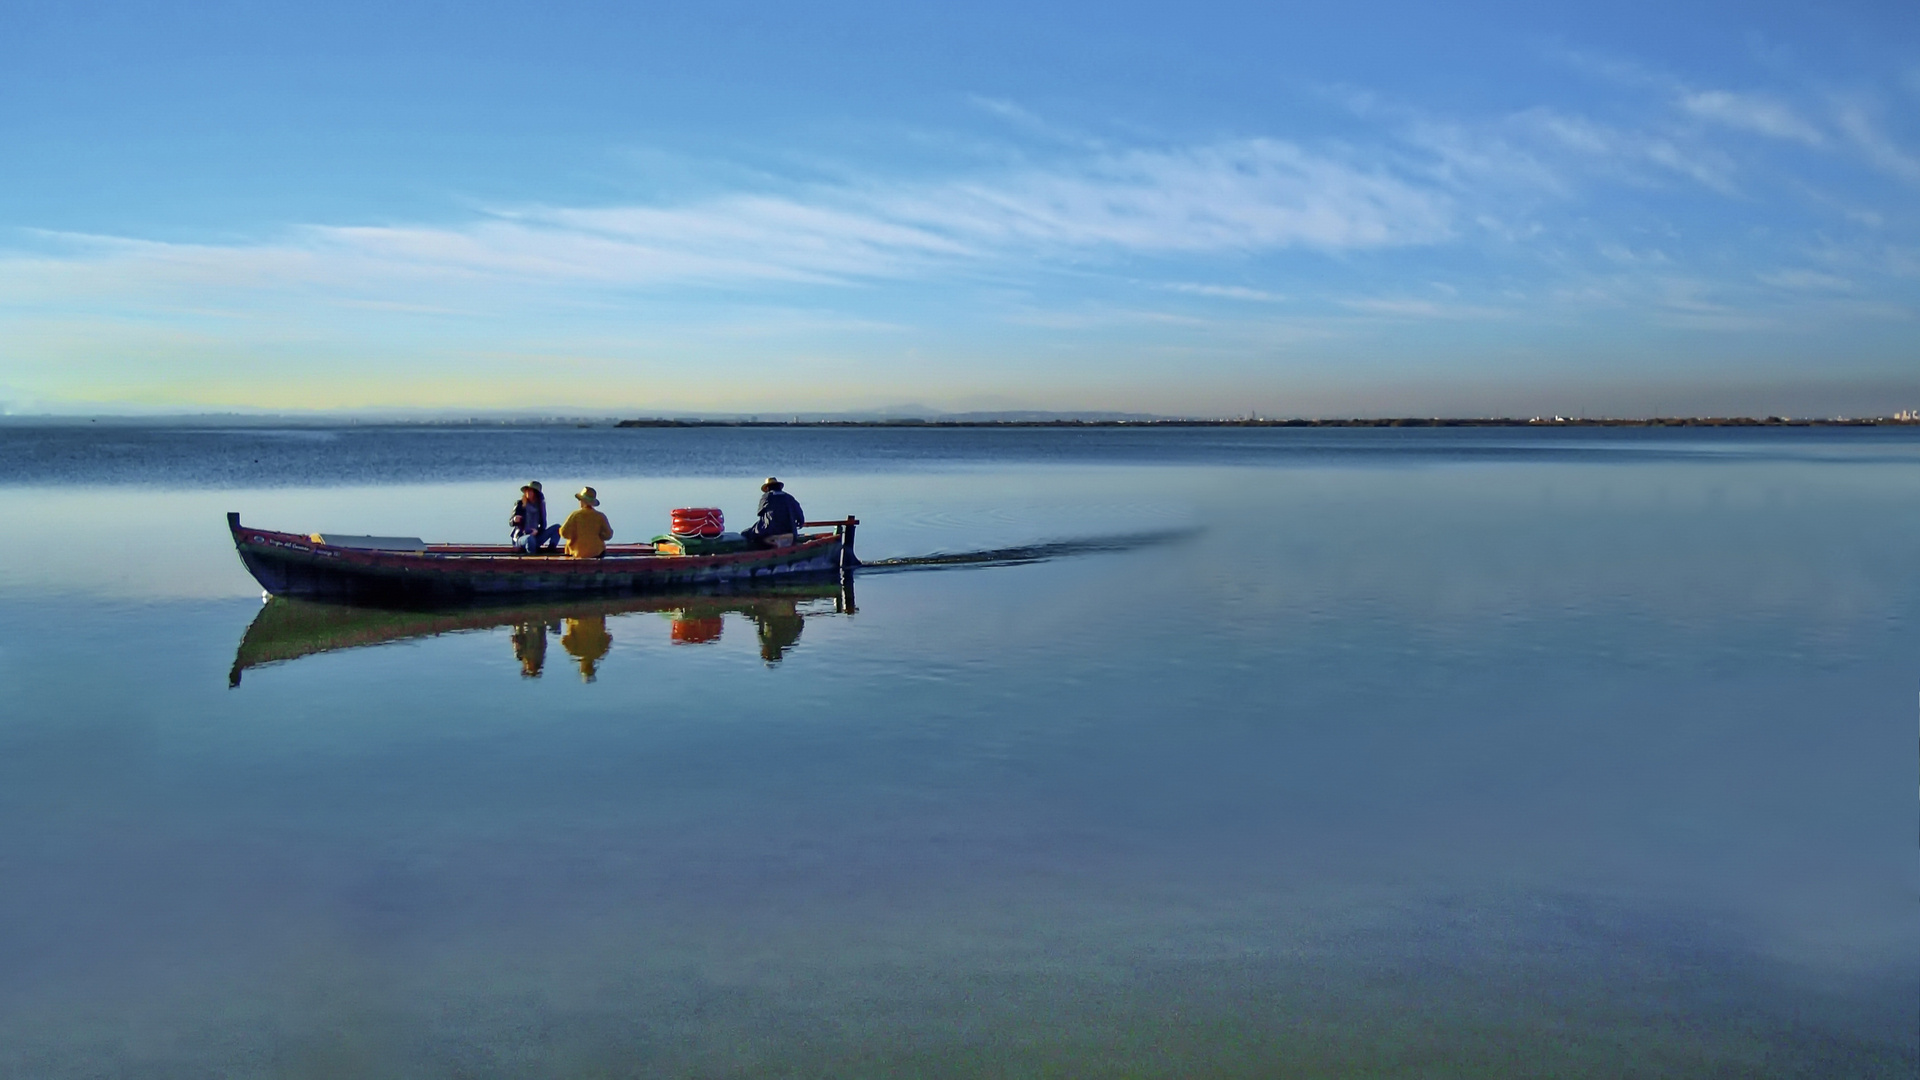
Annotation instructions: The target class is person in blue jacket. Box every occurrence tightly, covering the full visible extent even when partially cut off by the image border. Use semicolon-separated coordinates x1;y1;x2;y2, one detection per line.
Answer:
509;481;561;553
741;477;805;548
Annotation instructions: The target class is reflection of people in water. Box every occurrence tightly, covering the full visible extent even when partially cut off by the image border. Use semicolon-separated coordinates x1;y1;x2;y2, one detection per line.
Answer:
510;621;551;678
234;585;854;688
751;600;805;663
561;615;612;682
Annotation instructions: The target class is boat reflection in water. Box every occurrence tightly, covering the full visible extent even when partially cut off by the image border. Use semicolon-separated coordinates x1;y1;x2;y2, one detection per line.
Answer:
229;578;853;686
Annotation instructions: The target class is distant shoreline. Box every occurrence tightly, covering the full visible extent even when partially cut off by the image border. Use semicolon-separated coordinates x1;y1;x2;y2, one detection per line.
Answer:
616;416;1920;429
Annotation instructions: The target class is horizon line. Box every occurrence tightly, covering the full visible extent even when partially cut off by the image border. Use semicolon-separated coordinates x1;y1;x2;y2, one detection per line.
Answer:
5;411;1919;427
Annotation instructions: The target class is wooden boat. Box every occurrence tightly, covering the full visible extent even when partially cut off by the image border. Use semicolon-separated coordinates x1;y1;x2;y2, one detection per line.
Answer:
229;580;852;685
227;512;859;602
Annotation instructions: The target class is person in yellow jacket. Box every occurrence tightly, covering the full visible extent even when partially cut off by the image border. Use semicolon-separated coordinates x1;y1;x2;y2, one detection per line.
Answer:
559;487;613;558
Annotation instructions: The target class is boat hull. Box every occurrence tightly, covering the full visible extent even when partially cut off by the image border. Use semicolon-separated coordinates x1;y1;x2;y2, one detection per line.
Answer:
228;514;846;602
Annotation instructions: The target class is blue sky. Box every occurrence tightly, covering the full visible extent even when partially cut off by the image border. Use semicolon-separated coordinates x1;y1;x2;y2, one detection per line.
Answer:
2;0;1916;416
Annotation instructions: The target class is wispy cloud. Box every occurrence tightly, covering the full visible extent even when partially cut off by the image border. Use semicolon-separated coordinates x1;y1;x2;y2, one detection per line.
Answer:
1644;140;1739;193
1598;243;1670;265
885;140;1452;252
1163;282;1288;302
969;95;1052;129
1520;109;1739;193
1757;269;1852;291
1681;90;1824;145
1337;297;1512;320
1399;119;1567;195
1650;279;1782;330
0;138;1454;308
998;305;1212;330
1560;48;1920;199
966;95;1101;148
1833;102;1920;184
1551;48;1672;92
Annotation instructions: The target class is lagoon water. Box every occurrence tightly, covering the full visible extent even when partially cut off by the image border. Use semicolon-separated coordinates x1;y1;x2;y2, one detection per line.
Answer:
1;424;1916;1077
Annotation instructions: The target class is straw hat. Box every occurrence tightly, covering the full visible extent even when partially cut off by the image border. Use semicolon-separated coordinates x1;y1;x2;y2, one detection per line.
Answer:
761;476;783;491
575;486;599;506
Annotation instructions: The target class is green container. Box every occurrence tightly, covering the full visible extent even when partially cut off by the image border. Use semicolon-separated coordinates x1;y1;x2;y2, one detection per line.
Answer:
652;533;752;556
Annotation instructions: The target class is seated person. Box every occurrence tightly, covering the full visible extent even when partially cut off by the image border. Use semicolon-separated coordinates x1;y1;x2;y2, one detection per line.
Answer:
741;477;805;548
509;481;561;553
560;487;614;558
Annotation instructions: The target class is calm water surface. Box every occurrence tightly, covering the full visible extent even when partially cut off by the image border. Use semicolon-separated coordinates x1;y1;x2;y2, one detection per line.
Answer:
1;425;1915;1077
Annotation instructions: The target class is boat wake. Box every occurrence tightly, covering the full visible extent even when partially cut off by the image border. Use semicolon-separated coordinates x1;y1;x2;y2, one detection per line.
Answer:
855;528;1199;573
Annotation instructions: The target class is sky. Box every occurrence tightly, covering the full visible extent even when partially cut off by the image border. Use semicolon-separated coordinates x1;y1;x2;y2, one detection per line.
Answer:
1;0;1917;418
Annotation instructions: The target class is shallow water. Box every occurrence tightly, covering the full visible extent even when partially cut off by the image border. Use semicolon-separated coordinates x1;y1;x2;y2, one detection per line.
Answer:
1;425;1915;1076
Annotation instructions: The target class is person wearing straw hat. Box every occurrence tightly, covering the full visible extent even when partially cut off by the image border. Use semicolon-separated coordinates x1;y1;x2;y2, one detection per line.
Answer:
741;477;805;549
508;481;560;553
559;486;614;559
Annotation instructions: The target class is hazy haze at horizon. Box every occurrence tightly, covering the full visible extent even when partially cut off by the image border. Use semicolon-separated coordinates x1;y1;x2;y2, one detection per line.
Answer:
2;1;1917;416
